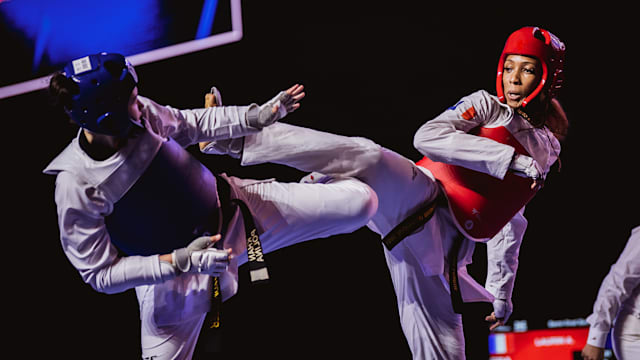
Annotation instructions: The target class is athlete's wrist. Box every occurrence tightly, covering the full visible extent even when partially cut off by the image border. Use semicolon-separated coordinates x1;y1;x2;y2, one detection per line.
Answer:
159;253;173;264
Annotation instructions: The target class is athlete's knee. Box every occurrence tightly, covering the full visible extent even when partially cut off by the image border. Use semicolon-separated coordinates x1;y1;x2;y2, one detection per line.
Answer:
345;179;379;225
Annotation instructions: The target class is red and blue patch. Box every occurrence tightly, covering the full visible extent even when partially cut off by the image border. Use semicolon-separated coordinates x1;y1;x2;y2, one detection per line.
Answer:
448;100;476;120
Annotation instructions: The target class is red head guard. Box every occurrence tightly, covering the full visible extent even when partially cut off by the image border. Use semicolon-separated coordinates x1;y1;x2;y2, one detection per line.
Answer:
496;26;566;108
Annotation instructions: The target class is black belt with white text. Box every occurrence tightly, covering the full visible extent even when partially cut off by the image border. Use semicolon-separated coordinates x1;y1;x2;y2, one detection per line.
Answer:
194;175;270;355
211;175;270;325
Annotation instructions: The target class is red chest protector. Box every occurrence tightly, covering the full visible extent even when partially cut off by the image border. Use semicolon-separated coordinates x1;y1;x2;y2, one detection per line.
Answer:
416;126;537;241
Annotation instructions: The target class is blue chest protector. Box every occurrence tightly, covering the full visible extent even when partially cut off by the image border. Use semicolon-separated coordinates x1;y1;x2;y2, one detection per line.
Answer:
105;137;221;256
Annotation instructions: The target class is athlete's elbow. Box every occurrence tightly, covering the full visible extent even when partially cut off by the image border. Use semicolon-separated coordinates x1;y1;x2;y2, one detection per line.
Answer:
413;130;429;155
89;271;127;295
91;279;117;294
413;123;450;156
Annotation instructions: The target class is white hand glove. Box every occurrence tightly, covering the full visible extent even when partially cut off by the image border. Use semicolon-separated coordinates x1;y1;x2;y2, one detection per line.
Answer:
509;154;544;181
247;90;296;129
493;298;513;323
172;235;231;276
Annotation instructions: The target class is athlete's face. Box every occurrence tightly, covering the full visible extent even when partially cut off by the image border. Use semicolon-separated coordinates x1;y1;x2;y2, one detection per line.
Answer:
502;55;542;108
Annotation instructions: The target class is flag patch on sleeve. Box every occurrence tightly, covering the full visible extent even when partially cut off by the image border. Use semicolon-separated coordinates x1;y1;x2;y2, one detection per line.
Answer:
461;106;476;120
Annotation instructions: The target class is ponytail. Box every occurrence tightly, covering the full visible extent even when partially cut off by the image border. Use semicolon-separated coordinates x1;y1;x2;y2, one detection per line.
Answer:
546;98;568;142
48;71;79;110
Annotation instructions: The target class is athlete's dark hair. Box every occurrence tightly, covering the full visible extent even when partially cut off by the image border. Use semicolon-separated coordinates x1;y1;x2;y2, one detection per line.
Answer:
48;71;79;111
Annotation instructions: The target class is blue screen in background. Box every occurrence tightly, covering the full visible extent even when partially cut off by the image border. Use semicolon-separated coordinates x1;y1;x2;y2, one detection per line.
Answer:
0;0;233;96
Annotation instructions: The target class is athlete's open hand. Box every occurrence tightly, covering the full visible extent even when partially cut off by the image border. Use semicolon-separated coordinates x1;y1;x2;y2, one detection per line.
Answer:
249;84;306;129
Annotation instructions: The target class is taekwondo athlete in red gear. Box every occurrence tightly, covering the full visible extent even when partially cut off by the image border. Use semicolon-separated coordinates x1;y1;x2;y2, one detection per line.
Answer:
44;53;378;360
203;26;567;359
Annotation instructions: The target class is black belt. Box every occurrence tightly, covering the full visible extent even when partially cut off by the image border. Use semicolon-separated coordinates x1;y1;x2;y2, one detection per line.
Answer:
447;233;465;314
194;175;270;355
231;198;269;284
380;192;465;314
214;174;269;286
381;193;445;250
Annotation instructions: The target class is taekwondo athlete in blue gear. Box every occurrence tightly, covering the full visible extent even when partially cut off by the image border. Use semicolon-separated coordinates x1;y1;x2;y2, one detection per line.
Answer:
44;52;378;359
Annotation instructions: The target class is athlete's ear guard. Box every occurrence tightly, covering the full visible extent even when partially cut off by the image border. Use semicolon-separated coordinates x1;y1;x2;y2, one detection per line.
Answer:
496;26;565;108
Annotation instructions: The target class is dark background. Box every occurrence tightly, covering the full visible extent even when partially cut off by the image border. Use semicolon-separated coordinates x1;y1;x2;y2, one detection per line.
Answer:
3;1;638;358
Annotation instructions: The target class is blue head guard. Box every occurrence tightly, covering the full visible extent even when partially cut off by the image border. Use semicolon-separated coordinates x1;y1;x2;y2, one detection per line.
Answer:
63;52;139;137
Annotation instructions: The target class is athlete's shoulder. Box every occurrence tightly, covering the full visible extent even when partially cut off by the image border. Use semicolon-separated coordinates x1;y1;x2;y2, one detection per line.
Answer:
450;90;506;121
43;136;84;177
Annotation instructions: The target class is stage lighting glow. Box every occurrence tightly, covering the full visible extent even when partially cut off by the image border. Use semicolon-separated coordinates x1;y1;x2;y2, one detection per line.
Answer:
0;0;242;99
